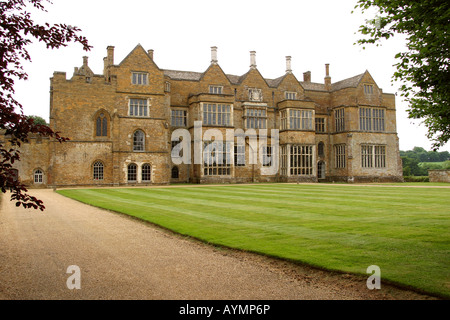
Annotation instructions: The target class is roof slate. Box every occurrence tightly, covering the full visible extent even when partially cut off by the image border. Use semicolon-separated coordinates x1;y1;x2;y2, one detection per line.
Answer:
163;67;367;92
331;73;365;91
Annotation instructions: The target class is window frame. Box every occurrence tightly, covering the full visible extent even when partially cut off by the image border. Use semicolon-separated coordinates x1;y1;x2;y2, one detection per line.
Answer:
315;117;325;133
203;141;232;176
359;107;385;132
131;72;148;85
34;169;43;184
361;145;386;168
245;107;267;129
209;85;223;94
127;163;137;182
96;112;108;137
289;145;314;176
280;145;288;176
93;161;104;181
202;103;232;127
285;91;297;100
288;109;313;131
129;98;149;117
234;144;245;167
133;130;145;152
262;145;272;167
364;84;374;95
334;144;346;169
335;108;345;132
171;109;187;127
141;163;152;182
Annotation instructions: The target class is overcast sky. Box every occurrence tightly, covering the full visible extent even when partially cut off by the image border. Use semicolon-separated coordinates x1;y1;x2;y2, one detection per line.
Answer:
13;0;449;152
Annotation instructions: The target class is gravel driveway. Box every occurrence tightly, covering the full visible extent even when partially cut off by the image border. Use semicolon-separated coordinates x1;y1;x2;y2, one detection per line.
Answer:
0;189;435;300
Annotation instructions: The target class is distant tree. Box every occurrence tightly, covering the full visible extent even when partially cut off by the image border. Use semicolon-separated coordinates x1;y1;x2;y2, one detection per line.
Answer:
443;161;450;170
0;0;91;210
27;115;47;126
400;146;450;175
401;156;427;176
438;151;450;162
354;0;450;150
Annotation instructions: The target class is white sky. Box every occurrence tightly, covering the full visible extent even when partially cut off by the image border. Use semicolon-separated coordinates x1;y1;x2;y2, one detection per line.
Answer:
13;0;450;152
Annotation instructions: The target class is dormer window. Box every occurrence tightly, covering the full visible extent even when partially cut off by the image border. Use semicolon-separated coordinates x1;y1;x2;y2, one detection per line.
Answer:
132;72;148;85
249;88;262;102
209;85;223;94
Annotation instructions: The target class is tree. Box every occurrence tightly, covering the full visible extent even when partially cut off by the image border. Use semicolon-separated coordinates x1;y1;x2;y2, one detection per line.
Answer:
353;0;450;150
1;0;91;210
27;115;47;125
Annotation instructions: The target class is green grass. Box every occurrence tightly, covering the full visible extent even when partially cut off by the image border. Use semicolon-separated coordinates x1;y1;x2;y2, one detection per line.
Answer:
57;183;450;298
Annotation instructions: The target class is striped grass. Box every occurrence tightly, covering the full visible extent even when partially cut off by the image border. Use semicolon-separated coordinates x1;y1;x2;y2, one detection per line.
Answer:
57;183;450;298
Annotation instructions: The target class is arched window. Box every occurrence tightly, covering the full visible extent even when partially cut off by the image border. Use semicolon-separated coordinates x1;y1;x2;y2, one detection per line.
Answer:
171;166;179;179
133;130;145;151
93;161;104;180
128;163;137;182
318;142;325;157
96;113;108;137
142;163;151;182
34;169;43;184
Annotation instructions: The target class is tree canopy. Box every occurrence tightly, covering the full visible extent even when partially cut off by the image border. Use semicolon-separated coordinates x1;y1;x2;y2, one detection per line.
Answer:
0;0;91;210
400;146;450;176
353;0;450;150
27;115;47;126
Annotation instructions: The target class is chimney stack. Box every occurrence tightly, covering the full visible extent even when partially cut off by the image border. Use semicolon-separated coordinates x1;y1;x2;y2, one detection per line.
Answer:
148;49;154;60
324;63;331;90
211;46;218;64
107;46;115;66
286;56;292;74
83;56;88;67
250;51;256;69
303;71;311;82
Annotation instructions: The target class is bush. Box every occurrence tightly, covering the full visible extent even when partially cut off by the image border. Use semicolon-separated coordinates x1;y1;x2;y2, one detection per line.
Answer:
403;176;429;182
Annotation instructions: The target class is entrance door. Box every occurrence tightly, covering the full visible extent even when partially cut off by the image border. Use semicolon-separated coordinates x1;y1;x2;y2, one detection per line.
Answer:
317;161;325;179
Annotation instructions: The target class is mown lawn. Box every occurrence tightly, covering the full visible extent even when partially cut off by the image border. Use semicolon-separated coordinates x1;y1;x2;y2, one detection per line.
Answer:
57;183;450;298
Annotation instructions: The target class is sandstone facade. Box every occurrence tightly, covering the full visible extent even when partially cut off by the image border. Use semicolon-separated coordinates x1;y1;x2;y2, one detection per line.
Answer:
7;44;403;187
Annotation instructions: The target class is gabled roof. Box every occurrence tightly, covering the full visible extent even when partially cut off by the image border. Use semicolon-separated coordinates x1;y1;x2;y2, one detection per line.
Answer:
118;44;160;70
331;73;365;91
162;64;372;93
226;73;248;85
266;75;286;88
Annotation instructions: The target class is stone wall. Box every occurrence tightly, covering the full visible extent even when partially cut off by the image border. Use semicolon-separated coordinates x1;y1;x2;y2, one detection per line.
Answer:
428;170;450;183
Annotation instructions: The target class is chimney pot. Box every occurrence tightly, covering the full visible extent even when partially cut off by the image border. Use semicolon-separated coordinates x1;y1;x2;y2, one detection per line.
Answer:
303;71;311;83
107;46;115;66
324;64;331;90
211;46;218;64
250;51;256;69
286;56;292;74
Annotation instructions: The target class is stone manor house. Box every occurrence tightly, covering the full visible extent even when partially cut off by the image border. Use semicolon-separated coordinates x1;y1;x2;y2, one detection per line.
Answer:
6;44;403;187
